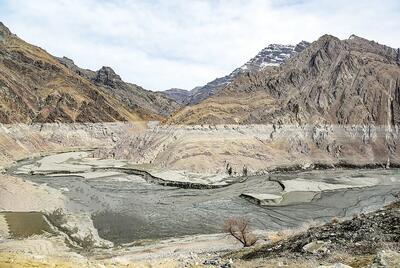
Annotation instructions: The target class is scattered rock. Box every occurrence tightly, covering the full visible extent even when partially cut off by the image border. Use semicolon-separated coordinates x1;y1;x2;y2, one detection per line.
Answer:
240;193;283;206
370;250;400;268
319;263;353;268
303;240;329;254
203;258;220;266
242;201;400;260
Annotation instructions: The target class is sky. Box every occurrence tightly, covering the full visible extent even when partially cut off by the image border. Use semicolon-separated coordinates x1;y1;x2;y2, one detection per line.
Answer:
0;0;399;91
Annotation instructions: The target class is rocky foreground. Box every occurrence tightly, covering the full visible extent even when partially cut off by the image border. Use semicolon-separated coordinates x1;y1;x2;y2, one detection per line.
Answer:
0;201;399;267
242;201;400;262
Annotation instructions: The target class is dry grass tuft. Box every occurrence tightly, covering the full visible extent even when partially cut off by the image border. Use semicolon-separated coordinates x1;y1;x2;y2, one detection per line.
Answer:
266;220;322;243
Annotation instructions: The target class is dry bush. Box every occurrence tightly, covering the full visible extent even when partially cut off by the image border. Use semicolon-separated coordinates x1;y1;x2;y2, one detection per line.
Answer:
223;217;257;247
81;232;95;252
331;217;340;224
267;220;322;243
46;208;67;227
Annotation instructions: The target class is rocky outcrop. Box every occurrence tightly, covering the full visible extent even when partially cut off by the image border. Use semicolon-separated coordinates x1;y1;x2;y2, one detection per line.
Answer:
242;201;400;260
396;48;400;65
168;35;400;126
91;67;181;119
57;58;181;120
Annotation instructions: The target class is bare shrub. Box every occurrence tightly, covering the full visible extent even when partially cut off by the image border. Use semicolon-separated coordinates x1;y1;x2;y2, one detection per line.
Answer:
331;217;340;224
46;208;67;227
81;232;95;252
224;217;257;247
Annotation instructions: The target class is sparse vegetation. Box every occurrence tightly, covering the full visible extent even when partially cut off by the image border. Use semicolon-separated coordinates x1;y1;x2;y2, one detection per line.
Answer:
45;208;67;227
223;217;257;247
331;217;340;224
81;232;95;252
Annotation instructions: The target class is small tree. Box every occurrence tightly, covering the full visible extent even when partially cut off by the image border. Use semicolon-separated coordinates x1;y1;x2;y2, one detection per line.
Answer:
223;217;257;247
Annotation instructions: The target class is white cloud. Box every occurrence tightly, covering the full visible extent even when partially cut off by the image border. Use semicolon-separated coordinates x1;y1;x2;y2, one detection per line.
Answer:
0;0;399;90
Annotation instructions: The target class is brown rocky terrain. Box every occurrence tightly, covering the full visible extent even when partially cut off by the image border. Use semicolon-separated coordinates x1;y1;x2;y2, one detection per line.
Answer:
168;35;400;126
238;201;400;267
1;17;400;268
0;22;177;123
158;88;192;104
160;42;309;105
57;58;181;119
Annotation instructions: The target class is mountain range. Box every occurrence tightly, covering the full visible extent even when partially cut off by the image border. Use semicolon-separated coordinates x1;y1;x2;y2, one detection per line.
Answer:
1;21;399;126
0;22;178;123
160;41;310;104
168;35;400;125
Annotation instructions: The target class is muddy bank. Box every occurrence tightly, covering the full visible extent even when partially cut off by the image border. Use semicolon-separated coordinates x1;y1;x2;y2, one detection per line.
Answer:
103;124;400;175
0;175;66;212
0;122;144;168
9;151;234;189
2;123;400;177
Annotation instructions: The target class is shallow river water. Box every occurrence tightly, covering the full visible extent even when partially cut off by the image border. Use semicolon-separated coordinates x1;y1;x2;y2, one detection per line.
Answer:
9;153;400;244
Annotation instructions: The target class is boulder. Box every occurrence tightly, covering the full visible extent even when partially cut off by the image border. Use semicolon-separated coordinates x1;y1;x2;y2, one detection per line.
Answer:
303;240;329;254
370;250;400;268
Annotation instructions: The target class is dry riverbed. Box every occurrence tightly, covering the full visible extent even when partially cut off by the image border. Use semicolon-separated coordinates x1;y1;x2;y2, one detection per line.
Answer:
1;150;400;267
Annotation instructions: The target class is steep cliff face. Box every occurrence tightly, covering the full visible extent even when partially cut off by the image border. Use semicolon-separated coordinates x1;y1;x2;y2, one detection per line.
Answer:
168;35;400;126
0;22;177;123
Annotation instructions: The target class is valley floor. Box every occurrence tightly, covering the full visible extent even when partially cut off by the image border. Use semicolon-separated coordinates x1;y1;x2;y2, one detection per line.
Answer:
0;123;399;267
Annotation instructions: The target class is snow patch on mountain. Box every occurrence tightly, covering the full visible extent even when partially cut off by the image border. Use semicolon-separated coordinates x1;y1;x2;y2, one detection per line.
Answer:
186;41;310;104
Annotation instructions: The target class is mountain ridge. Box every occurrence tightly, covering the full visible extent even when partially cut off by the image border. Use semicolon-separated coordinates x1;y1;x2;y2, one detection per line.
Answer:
167;34;400;126
57;57;181;119
160;40;310;105
0;22;179;123
2;21;399;126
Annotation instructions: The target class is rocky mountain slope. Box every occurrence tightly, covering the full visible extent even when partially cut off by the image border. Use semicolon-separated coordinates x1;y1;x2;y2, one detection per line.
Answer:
168;35;400;126
158;88;191;104
161;41;309;105
0;22;178;123
57;58;180;119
